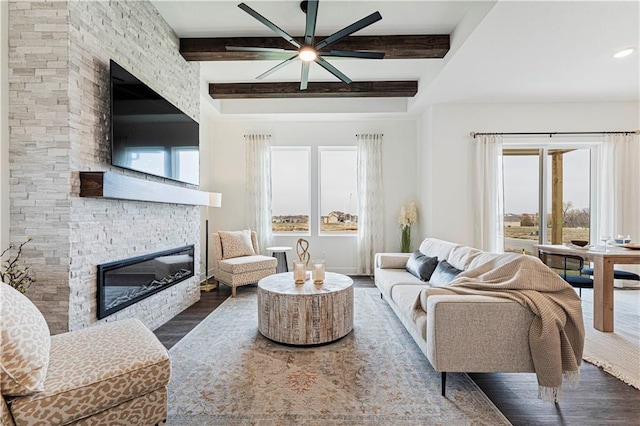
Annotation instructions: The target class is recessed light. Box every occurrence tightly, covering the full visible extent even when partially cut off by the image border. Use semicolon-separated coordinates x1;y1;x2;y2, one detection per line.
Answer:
613;48;635;58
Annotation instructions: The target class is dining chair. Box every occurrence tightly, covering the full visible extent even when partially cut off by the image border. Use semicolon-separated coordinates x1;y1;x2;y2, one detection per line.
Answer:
538;250;594;297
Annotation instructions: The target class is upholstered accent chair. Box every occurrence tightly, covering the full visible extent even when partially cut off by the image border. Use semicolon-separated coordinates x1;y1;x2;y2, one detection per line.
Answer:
0;282;170;426
211;230;277;297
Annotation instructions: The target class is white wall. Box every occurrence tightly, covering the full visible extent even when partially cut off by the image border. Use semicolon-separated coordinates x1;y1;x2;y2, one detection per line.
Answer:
206;118;418;274
418;101;640;248
0;1;8;250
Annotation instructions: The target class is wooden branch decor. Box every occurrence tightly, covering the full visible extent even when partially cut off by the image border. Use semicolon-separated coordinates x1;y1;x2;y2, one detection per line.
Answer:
296;238;311;268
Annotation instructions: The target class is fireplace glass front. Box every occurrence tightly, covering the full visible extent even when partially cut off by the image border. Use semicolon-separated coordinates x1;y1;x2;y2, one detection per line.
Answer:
97;245;194;319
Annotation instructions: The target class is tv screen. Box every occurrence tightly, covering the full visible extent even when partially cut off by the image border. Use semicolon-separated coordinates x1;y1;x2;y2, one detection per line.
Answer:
110;60;199;185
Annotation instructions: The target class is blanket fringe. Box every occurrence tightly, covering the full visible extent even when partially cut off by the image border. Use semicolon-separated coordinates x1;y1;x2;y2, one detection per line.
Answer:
538;369;581;403
538;385;561;403
563;369;581;389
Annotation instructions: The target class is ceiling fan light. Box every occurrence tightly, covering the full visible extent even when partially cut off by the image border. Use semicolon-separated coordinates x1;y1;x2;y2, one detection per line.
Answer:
613;47;635;58
299;47;317;62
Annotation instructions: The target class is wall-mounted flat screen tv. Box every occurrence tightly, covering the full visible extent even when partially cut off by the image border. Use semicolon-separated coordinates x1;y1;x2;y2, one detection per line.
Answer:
110;60;199;185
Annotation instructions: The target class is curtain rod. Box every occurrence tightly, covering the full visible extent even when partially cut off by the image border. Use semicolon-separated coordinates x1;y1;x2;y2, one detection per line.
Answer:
355;134;384;136
243;134;271;137
470;130;640;139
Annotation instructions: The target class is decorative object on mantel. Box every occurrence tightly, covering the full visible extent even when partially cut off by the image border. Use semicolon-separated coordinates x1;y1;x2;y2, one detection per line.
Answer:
201;192;223;292
296;238;310;267
0;238;35;294
398;202;417;253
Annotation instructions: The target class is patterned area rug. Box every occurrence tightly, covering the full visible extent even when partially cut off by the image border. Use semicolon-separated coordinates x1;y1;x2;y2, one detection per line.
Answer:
581;288;640;389
167;287;510;425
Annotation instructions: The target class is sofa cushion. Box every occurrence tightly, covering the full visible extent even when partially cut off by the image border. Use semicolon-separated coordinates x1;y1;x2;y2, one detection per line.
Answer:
219;255;277;274
406;251;438;281
219;230;256;259
429;260;463;287
447;245;483;271
418;238;459;262
0;283;51;396
375;268;423;300
9;318;170;425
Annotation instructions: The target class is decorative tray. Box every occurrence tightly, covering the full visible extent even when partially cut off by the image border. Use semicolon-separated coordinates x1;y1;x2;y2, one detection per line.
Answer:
620;243;640;250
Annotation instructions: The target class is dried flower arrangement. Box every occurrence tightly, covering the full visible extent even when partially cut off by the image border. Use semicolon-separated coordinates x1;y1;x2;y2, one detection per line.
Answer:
0;238;35;293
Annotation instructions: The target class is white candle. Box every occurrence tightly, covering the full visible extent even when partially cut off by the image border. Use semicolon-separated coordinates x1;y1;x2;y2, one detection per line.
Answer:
293;261;306;284
312;260;325;284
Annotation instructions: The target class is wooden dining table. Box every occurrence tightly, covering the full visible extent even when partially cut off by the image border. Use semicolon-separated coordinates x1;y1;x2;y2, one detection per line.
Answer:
534;244;640;332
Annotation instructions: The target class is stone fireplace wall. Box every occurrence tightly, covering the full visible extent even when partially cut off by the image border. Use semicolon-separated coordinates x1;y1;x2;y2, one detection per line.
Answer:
8;0;201;334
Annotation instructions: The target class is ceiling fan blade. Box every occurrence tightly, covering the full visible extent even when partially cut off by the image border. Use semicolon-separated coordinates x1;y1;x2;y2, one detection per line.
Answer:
315;56;351;84
322;50;385;59
256;54;298;80
300;61;310;90
225;46;297;54
304;0;319;46
315;11;382;50
238;3;301;49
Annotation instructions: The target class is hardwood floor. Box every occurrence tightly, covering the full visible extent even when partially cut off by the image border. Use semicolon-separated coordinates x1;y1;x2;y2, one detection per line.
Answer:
154;277;640;425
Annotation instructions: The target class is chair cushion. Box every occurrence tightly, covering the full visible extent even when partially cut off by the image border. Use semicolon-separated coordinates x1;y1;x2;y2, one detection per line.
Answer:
219;255;277;274
219;230;256;259
9;318;170;425
405;251;438;281
580;268;640;281
564;275;594;288
0;283;51;396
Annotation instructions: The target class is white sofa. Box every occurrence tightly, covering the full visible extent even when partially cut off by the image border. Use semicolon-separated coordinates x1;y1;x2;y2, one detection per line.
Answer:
374;238;536;395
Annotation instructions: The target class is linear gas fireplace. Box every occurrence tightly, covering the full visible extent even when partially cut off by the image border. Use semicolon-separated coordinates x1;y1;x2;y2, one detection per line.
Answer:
97;245;194;319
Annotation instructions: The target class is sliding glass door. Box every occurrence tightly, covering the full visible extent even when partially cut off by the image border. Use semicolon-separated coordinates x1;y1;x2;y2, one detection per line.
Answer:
503;143;595;254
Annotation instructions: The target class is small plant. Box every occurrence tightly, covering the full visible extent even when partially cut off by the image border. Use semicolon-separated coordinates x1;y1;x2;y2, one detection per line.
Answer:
1;238;35;294
398;202;418;253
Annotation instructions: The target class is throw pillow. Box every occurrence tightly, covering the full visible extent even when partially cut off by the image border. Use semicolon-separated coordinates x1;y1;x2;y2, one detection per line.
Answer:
0;282;51;396
219;230;256;259
405;251;438;281
429;259;463;287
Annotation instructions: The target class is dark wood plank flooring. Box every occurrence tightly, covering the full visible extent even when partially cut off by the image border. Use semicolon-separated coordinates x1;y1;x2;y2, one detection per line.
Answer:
154;277;640;425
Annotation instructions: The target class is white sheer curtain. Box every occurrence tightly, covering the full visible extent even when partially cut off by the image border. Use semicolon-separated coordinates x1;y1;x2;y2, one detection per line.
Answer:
597;133;640;246
245;134;273;253
356;134;384;275
474;135;504;253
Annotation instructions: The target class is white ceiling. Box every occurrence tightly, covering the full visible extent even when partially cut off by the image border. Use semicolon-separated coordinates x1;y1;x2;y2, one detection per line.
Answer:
151;0;640;115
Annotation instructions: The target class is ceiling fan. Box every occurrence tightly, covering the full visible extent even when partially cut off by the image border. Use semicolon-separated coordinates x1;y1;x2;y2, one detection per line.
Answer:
228;0;385;90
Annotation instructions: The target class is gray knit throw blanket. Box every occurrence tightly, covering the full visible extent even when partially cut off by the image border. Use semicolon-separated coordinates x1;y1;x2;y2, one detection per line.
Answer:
445;255;585;403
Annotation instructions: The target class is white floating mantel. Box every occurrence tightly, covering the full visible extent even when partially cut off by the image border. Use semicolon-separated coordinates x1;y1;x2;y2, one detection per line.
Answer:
79;171;211;206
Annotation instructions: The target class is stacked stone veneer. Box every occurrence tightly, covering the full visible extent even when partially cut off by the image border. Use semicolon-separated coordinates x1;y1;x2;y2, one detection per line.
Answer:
9;0;201;334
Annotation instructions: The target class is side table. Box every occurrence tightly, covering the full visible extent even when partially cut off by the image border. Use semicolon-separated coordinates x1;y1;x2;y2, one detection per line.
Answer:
266;246;292;273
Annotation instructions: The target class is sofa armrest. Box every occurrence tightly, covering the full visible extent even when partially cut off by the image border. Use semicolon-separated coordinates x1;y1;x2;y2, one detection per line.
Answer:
375;253;411;269
426;294;535;373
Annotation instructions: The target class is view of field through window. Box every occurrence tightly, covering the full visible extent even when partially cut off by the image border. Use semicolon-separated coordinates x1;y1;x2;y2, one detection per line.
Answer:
319;148;358;234
271;148;310;234
503;148;590;254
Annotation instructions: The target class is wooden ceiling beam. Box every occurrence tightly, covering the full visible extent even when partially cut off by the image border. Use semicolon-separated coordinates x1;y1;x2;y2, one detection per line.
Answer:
182;35;449;61
209;81;418;99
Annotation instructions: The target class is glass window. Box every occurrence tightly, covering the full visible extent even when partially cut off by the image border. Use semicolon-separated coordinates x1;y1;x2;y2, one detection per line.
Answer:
270;147;311;235
503;145;592;254
318;147;358;235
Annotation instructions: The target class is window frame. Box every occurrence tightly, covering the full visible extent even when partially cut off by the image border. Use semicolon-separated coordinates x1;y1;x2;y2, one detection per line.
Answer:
502;137;600;247
317;145;358;237
270;146;312;237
